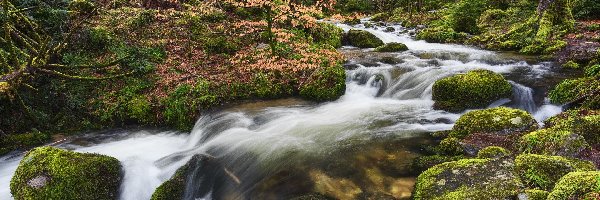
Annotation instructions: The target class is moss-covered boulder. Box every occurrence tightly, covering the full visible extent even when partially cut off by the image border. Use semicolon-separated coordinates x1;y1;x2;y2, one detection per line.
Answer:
151;155;211;200
344;29;384;48
545;109;600;145
520;128;590;157
10;147;122;200
520;129;590;157
374;42;408;52
432;70;512;112
436;137;464;155
477;146;511;159
515;154;596;190
451;107;538;138
549;77;600;109
547;171;600;200
299;65;346;102
309;22;345;48
413;158;522;200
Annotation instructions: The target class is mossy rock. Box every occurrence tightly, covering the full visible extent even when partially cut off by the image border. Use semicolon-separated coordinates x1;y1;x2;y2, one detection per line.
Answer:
519;128;590;157
416;26;467;43
299;65;346;102
309;22;345;48
344;29;384;48
547;171;600;200
370;13;390;22
290;193;333;200
374;42;408;52
151;155;211;200
436;137;464;155
411;155;465;173
477;146;511;159
432;70;512;112
10;147;122;200
515;154;596;190
413;158;522;200
451;107;538;138
548;77;600;109
544;109;600;145
522;189;549;200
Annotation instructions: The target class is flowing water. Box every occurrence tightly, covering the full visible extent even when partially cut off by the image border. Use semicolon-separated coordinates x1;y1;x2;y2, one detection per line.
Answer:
0;21;578;200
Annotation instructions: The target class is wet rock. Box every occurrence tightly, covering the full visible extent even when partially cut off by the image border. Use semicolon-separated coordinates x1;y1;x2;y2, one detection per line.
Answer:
461;132;524;155
514;154;595;190
519;129;590;158
10;147;122;200
309;170;363;200
375;42;409;52
547;171;600;200
384;27;395;32
343;63;361;70
413;158;522;200
290;193;333;200
150;154;213;200
410;155;465;174
379;56;403;65
450;107;538;139
432;70;513;112
344;29;385;48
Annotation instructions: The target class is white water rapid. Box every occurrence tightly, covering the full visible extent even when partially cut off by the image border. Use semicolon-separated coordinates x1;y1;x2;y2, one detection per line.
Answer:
0;21;567;200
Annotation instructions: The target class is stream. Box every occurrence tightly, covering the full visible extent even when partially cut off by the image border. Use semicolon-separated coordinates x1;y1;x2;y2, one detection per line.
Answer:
0;20;577;200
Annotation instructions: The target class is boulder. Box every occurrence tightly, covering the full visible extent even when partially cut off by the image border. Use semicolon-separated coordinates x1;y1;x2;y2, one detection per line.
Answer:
151;154;212;200
519;128;590;158
514;154;595;190
432;69;512;112
374;42;408;52
413;158;522;200
450;107;538;139
344;29;384;48
10;147;122;200
544;109;600;145
547;171;600;200
476;146;511;159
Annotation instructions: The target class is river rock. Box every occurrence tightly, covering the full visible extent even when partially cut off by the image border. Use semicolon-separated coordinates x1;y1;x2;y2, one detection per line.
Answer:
432;69;512;112
544;109;600;145
450;107;538;139
413;158;522;200
150;154;213;200
374;42;409;52
547;171;600;200
514;154;595;190
10;146;122;200
519;128;590;158
343;29;384;48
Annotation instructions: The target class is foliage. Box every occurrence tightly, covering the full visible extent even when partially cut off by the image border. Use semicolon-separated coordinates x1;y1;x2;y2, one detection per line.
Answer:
432;70;512;112
572;0;600;20
514;154;595;190
307;22;345;48
10;147;122;200
451;107;538;138
162;80;217;131
0;129;50;155
344;29;384;48
374;42;408;52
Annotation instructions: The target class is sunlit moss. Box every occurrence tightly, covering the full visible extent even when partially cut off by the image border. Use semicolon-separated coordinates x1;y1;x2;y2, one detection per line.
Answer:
515;154;595;190
451;107;537;138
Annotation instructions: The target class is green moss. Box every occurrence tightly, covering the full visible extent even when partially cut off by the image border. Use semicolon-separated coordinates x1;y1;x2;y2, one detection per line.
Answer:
549;77;600;107
374;42;408;52
545;109;600;145
290;194;333;200
413;158;522;200
432;70;512;112
563;61;581;69
416;26;467;43
309;22;344;48
437;137;464;155
519;128;590;157
446;0;491;34
344;29;384;48
10;147;122;200
299;64;346;102
162;80;218;131
370;13;390;22
477;146;511;159
585;65;600;77
127;95;153;122
523;189;549;200
451;107;538;138
411;155;465;173
0;129;51;155
547;171;600;200
515;154;596;190
151;160;191;200
251;72;294;99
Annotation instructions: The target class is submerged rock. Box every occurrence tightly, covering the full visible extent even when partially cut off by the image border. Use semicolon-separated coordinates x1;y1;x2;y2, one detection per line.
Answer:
344;29;384;48
374;42;409;52
547;171;600;200
10;146;122;200
450;107;538;139
432;69;512;112
514;154;596;190
413;158;522;200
